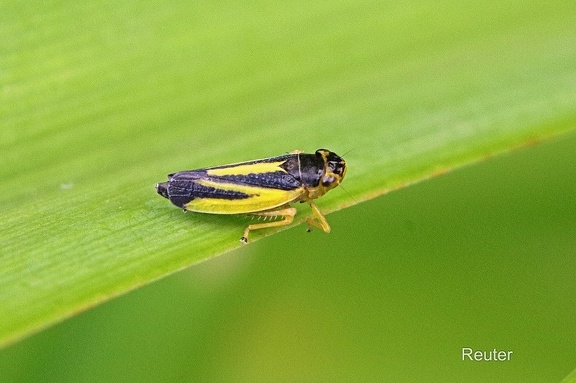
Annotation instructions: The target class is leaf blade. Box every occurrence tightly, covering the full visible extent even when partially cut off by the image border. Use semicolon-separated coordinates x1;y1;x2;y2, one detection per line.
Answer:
1;0;575;347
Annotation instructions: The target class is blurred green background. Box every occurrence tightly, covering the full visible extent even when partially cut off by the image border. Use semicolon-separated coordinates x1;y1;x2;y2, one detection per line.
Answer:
2;0;576;381
1;131;575;383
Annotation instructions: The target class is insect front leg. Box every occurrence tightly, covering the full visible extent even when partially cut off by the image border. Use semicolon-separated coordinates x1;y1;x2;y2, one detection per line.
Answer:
241;207;297;244
305;199;331;234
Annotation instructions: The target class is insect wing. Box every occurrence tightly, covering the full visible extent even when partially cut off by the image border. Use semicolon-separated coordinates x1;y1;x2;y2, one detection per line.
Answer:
167;156;305;214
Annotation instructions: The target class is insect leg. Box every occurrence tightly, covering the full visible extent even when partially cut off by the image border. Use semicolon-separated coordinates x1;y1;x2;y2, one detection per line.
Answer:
240;207;297;244
305;198;331;233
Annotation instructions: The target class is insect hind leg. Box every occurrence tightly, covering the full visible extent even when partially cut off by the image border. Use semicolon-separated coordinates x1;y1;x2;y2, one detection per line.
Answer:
240;207;297;244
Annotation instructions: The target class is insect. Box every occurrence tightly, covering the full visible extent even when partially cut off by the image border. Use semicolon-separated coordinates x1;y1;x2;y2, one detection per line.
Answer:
156;149;347;243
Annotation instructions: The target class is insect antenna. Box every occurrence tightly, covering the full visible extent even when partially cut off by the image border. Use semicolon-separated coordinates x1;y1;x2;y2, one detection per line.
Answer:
340;147;356;157
338;184;360;207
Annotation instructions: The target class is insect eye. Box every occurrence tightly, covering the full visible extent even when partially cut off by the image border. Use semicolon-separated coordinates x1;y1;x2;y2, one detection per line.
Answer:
329;161;345;175
330;160;343;173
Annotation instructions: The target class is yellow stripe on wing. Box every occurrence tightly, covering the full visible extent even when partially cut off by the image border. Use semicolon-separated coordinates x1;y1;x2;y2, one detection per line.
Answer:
184;179;304;214
206;161;287;176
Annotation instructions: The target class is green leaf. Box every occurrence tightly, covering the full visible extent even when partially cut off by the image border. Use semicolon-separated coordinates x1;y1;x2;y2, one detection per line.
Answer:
562;368;576;383
1;0;575;348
